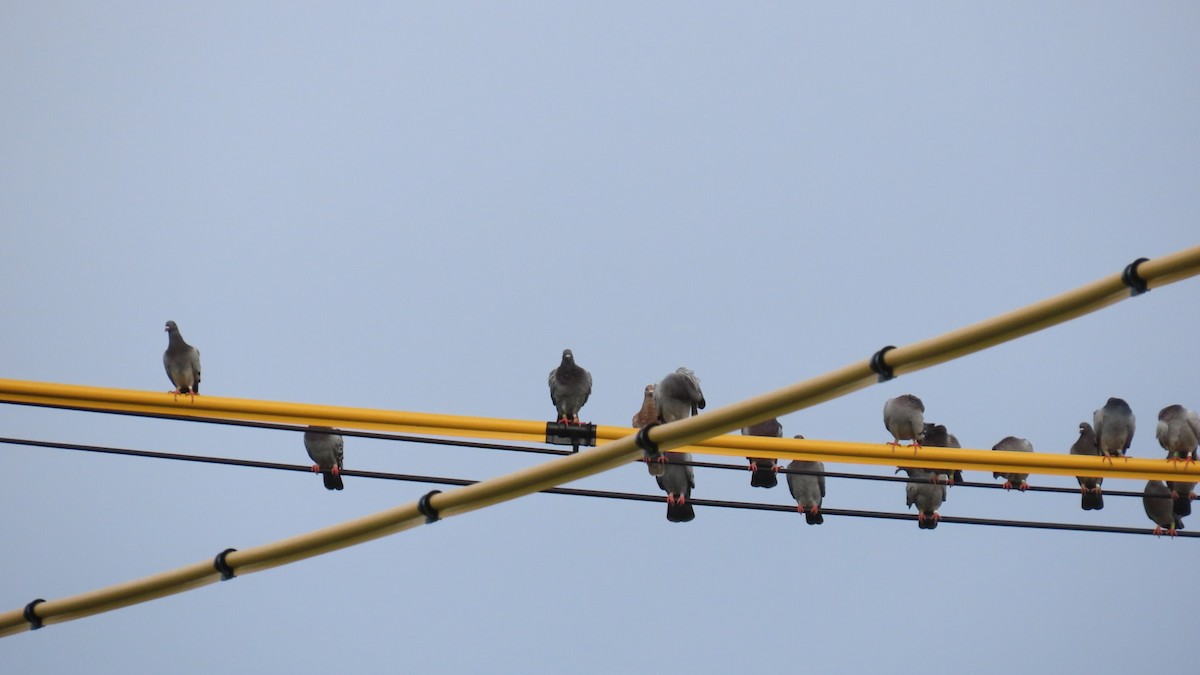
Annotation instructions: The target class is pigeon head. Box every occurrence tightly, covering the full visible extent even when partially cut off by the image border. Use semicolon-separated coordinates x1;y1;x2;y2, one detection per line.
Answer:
643;384;655;398
165;320;178;333
561;349;574;364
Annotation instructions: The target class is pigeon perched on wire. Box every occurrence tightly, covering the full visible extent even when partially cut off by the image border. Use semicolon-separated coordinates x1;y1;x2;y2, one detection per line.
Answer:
899;467;945;529
1156;404;1200;516
656;452;695;523
304;426;345;491
641;368;706;476
884;395;924;449
1093;397;1135;462
921;422;964;485
163;320;201;400
1070;422;1104;510
1143;480;1182;537
786;436;825;525
992;436;1033;491
548;349;592;425
742;417;782;489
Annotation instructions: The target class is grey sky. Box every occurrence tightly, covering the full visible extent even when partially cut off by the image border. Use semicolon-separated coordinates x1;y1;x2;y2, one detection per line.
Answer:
2;3;1198;673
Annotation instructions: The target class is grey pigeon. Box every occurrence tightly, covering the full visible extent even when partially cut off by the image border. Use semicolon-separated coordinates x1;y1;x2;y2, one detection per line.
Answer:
1143;480;1182;537
1157;404;1200;516
884;394;925;449
548;349;592;424
643;368;705;474
1070;422;1104;510
899;467;945;529
304;426;345;491
786;437;825;525
631;384;658;428
655;451;695;523
742;417;783;489
163;320;201;399
1093;397;1135;461
921;422;964;485
991;436;1033;491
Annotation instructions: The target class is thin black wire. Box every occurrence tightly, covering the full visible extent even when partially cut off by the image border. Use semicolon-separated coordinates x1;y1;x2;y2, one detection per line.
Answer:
2;400;1160;500
1;436;1190;539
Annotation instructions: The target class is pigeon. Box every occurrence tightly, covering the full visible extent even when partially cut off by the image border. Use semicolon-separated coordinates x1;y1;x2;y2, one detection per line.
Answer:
655;451;695;523
1093;397;1135;461
631;384;658;428
921;422;964;485
304;426;345;491
899;467;945;529
1157;405;1200;516
163;320;201;399
786;441;825;525
655;367;705;423
1143;480;1182;537
991;436;1033;491
742;417;783;489
1070;422;1104;510
548;349;592;424
884;395;924;449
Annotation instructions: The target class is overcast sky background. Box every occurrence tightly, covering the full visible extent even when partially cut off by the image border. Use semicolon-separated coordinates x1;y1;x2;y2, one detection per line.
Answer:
2;3;1199;673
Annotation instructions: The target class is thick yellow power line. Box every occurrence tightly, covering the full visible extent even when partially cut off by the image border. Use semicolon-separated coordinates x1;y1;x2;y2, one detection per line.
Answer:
0;244;1198;637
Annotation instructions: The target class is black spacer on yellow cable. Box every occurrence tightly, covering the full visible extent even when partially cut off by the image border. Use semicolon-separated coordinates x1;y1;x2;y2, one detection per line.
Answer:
635;423;661;456
1122;257;1151;296
417;490;442;524
870;346;896;382
23;599;45;630
213;548;237;581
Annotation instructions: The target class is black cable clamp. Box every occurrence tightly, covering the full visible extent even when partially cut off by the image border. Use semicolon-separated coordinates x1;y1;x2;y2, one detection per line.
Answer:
213;548;237;581
23;598;46;631
417;490;442;524
544;422;597;450
1121;257;1151;296
635;423;661;456
870;345;896;382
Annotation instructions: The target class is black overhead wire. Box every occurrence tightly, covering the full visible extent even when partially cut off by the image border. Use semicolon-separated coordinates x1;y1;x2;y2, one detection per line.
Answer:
1;436;1190;539
4;400;1162;501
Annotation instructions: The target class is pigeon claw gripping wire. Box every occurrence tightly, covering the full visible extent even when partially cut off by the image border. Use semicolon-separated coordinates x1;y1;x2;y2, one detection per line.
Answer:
23;599;45;630
870;346;896;382
417;490;443;524
1122;257;1151;296
213;548;237;581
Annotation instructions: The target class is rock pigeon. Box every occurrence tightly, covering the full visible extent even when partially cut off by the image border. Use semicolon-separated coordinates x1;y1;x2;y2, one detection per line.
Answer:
786;439;825;525
1069;422;1104;510
1143;480;1182;537
631;384;658;428
884;394;924;449
1093;397;1135;461
899;467;945;529
1157;404;1200;516
742;417;783;489
163;320;201;399
304;426;345;491
921;422;964;485
548;349;592;424
655;451;695;523
991;436;1033;491
655;367;705;423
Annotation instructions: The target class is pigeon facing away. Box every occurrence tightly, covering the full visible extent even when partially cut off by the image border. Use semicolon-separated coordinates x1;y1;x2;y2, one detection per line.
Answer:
631;384;658;428
655;452;695;523
884;395;925;449
1093;397;1135;461
921;422;964;485
992;436;1033;491
163;320;201;399
1070;422;1104;510
304;426;345;491
1157;404;1200;516
742;417;783;489
548;349;592;424
1143;480;1182;537
899;467;945;529
786;440;825;525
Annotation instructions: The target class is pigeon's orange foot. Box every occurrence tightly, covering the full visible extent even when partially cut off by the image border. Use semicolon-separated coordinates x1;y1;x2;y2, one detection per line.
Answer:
331;466;341;476
310;464;321;473
1018;482;1028;492
1002;480;1014;491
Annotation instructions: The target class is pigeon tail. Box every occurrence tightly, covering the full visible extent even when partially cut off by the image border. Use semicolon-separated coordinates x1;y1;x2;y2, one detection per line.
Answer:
667;499;695;523
750;470;778;489
918;511;939;530
1173;495;1192;517
804;508;824;525
1081;490;1104;511
323;471;344;491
